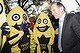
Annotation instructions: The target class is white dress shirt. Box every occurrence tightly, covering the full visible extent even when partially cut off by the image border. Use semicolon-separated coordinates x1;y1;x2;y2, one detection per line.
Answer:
58;12;66;52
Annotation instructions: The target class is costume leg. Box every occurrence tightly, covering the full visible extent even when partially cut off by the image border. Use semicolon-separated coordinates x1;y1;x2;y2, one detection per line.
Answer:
37;45;41;53
47;45;51;53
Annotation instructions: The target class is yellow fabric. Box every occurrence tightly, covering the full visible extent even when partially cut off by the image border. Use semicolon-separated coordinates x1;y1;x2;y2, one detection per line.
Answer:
0;0;7;51
0;0;6;27
7;6;29;53
33;12;55;53
11;43;20;53
1;35;6;51
0;28;2;51
33;12;55;45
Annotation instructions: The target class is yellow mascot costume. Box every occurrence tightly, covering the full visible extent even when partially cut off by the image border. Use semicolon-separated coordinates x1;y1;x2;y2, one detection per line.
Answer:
7;6;30;53
33;12;55;53
0;0;10;52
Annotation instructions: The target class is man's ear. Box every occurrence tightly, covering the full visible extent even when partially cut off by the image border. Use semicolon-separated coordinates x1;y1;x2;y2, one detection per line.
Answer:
60;7;64;12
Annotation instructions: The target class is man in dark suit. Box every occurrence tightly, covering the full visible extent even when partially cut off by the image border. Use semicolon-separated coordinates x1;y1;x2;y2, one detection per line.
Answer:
50;2;80;53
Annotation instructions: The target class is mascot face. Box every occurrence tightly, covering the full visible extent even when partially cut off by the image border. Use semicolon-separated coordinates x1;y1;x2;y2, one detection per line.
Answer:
34;12;54;38
7;6;28;35
0;0;6;27
35;12;52;33
37;17;49;32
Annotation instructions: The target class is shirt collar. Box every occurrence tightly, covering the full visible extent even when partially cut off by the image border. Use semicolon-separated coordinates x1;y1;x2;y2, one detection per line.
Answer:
59;12;66;21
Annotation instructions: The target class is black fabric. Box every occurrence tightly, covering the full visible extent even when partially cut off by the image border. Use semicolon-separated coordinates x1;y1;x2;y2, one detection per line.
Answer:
1;22;10;35
52;34;60;53
7;34;19;41
40;44;49;53
1;41;11;53
61;13;80;53
38;35;50;44
18;35;30;53
49;15;59;30
37;35;50;53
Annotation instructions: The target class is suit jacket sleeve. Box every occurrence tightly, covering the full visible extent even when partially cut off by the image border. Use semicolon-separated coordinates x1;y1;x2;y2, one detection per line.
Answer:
72;14;80;38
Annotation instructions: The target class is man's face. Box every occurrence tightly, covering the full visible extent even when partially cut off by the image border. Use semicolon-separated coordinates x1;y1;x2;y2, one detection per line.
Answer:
51;3;61;19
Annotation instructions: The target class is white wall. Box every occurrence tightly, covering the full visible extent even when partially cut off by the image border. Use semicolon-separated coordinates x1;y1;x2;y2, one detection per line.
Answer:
62;0;80;13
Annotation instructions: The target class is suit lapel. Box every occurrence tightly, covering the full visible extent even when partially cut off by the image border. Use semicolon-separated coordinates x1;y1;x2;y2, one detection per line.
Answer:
62;14;71;33
62;14;70;41
61;14;68;48
62;14;67;32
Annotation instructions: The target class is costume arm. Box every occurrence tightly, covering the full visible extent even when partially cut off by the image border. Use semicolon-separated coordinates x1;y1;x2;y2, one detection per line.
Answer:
48;28;55;45
33;26;39;44
9;31;24;45
0;22;10;50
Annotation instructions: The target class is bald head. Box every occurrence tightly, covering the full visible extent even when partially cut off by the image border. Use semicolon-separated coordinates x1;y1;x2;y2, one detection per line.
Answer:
51;2;66;11
50;2;66;19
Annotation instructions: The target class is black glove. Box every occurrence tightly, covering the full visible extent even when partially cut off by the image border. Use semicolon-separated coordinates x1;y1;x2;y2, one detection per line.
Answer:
1;22;10;35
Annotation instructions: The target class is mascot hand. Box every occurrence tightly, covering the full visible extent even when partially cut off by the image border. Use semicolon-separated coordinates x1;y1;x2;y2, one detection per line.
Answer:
18;31;24;37
1;22;10;35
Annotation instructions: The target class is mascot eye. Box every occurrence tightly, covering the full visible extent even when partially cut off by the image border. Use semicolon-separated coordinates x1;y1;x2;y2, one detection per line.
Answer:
38;18;41;24
0;3;3;14
43;19;48;24
12;14;20;21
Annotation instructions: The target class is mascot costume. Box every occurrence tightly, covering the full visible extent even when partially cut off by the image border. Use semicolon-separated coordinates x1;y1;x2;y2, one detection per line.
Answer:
0;0;10;52
6;6;30;53
33;12;55;53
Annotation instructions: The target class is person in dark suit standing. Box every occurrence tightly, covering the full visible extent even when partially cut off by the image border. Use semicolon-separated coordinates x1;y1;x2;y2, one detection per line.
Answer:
50;2;80;53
